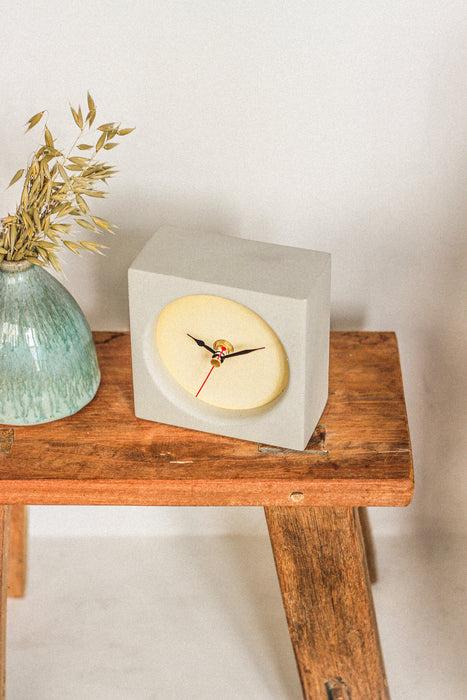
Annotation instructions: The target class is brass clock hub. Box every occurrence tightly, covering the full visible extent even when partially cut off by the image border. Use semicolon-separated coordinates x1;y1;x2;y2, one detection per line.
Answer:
210;339;234;366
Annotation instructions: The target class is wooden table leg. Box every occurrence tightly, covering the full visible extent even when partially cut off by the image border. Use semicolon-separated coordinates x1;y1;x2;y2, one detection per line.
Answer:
358;507;377;584
0;506;11;700
264;506;390;700
8;506;27;598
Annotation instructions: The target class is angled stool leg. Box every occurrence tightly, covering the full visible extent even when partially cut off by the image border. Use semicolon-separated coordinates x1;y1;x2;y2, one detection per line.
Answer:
0;506;11;700
265;506;389;700
8;506;27;598
358;506;377;584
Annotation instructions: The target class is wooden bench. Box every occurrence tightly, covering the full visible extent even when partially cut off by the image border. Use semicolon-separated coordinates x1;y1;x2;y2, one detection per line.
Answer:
0;331;413;699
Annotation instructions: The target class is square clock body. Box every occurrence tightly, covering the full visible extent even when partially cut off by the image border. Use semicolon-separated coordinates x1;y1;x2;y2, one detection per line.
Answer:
128;226;331;450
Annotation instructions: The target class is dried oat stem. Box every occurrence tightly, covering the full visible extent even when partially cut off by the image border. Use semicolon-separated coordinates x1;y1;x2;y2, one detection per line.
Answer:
0;92;134;273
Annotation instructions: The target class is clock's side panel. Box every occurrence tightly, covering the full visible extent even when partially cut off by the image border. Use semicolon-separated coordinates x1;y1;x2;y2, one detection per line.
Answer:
304;256;331;441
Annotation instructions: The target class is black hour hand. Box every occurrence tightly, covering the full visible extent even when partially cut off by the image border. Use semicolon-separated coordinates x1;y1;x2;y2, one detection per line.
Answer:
187;333;215;354
224;346;265;359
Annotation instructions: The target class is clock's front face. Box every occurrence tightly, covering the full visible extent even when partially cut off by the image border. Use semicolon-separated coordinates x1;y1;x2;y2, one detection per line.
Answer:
155;295;289;411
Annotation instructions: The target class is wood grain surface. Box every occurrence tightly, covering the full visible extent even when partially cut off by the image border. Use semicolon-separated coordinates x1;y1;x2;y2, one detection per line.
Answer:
0;506;10;699
0;332;413;506
265;506;390;699
7;505;27;598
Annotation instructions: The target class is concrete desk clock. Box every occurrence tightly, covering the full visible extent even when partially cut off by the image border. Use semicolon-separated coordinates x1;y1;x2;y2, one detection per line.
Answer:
128;226;331;450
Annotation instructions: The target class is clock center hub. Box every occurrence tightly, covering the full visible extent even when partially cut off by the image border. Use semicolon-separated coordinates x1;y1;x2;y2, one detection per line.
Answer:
211;339;234;367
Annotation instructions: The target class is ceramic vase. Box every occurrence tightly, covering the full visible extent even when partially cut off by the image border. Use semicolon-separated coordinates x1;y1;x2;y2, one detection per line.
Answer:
0;260;100;425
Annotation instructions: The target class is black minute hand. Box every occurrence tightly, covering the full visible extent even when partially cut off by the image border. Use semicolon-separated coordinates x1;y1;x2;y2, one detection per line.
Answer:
187;333;215;354
224;346;265;359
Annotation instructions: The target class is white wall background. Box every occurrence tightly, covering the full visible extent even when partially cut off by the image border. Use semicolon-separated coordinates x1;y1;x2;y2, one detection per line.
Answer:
1;1;466;541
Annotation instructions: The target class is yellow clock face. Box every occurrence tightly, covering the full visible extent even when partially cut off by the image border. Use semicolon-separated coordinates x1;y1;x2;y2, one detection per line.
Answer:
155;295;289;410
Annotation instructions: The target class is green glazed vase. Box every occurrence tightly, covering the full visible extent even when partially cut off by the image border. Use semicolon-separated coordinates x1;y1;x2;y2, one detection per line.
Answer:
0;260;100;425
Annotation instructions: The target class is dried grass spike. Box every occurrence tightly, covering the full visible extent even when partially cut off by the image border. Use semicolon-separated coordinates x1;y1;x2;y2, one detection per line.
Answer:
8;169;24;188
96;133;106;152
70;104;83;129
25;111;45;132
87;92;96;112
44;127;54;149
76;218;98;232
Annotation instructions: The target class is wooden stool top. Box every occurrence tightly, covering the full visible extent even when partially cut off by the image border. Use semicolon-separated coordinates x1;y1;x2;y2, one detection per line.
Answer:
0;332;413;507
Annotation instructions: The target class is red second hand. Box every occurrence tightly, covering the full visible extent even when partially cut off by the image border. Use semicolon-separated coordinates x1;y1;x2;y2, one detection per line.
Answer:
196;365;215;397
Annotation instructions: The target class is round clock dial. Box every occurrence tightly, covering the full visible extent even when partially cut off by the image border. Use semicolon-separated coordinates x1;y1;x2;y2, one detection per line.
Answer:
155;295;289;410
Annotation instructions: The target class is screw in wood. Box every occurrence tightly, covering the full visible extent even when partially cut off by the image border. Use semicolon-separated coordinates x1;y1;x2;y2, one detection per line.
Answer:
290;492;304;502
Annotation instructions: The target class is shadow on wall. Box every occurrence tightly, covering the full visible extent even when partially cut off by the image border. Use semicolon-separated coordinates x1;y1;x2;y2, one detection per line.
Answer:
414;242;467;534
330;306;367;331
